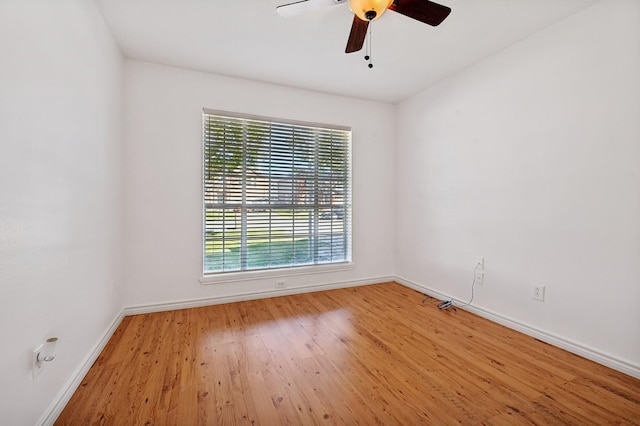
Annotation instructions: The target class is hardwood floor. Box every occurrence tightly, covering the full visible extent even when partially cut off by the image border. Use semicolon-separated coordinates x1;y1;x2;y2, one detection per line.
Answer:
56;282;640;425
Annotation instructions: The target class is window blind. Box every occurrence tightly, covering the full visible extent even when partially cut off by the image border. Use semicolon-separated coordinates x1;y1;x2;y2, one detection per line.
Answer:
203;111;351;274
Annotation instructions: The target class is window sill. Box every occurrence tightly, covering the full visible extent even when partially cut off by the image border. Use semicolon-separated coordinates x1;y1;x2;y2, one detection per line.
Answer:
199;262;354;285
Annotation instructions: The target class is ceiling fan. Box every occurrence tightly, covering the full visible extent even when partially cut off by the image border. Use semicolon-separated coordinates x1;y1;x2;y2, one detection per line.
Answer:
276;0;452;54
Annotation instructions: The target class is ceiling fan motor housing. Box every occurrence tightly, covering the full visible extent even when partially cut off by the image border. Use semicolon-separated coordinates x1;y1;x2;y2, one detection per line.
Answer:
349;0;393;21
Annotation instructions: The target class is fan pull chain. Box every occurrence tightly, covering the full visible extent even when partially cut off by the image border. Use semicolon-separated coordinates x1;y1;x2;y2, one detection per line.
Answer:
364;23;373;69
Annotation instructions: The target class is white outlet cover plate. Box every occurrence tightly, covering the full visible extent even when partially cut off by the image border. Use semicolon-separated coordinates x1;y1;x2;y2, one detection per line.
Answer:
32;344;44;379
533;285;545;301
474;256;484;270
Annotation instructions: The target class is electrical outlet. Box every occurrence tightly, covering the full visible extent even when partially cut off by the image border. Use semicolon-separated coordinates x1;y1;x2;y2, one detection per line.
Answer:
533;285;545;302
474;256;484;270
32;344;44;379
474;270;484;285
276;281;286;289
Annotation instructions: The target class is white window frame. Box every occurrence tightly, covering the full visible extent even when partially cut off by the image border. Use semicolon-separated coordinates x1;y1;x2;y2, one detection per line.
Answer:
200;109;352;283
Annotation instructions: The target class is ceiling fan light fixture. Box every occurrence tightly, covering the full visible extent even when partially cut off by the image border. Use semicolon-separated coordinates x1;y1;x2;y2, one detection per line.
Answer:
349;0;393;21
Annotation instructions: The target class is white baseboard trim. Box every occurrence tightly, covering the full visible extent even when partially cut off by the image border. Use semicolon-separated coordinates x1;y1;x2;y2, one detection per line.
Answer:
395;275;640;380
38;274;639;425
39;276;393;424
125;276;395;316
38;307;126;426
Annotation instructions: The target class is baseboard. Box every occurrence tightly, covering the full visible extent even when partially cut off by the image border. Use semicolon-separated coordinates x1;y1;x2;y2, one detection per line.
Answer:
38;276;393;424
394;275;640;380
37;307;126;426
39;274;638;425
125;276;395;316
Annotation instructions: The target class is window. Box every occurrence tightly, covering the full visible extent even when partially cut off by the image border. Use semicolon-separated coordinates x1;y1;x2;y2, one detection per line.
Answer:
203;110;351;275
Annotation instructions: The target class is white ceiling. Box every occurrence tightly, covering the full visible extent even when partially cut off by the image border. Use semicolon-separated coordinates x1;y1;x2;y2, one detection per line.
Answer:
95;0;599;103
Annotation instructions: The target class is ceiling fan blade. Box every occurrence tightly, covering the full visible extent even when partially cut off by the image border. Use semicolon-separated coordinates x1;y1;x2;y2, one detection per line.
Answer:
388;0;451;26
277;0;346;18
345;15;369;53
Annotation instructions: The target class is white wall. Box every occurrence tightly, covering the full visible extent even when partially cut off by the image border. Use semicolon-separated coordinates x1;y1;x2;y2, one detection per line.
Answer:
0;1;123;424
3;1;636;422
122;60;395;306
395;0;640;372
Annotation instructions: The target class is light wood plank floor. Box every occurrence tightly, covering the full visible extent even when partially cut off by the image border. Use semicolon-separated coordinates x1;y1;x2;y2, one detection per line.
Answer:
56;282;640;425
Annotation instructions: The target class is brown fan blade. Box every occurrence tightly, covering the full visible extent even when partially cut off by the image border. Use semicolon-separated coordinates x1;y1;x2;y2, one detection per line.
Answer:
345;15;369;53
388;0;451;26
